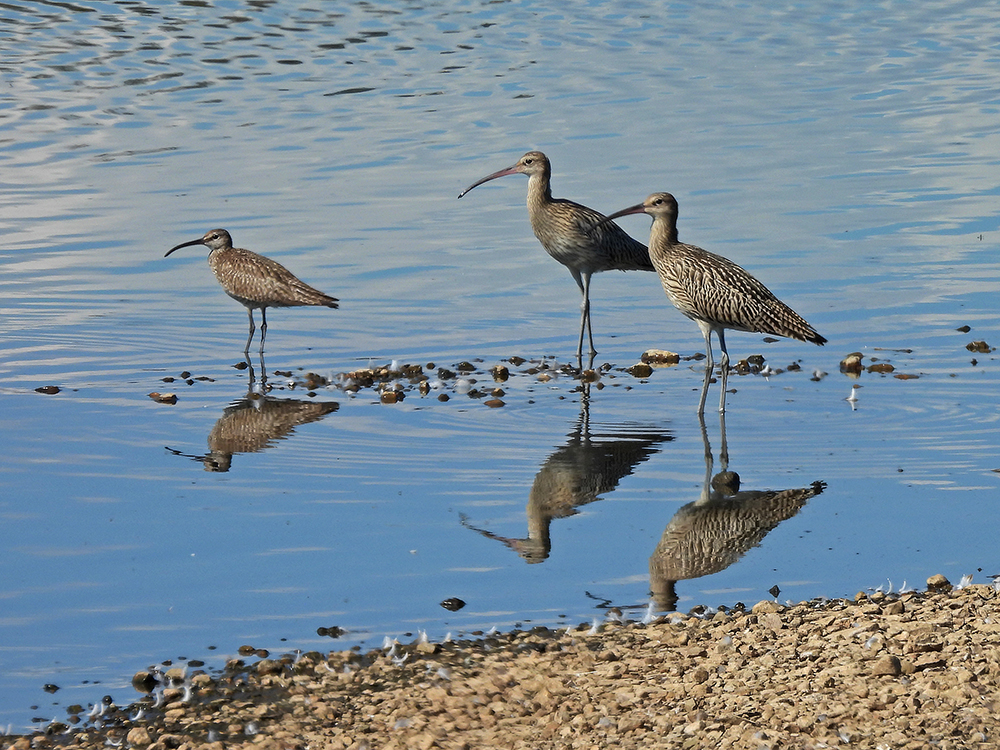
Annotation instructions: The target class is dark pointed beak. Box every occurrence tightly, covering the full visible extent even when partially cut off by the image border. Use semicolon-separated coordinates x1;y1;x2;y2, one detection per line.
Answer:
164;238;205;257
457;163;520;199
595;202;647;227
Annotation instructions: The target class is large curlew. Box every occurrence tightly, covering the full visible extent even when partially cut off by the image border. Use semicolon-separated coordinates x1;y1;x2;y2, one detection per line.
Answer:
459;151;653;360
603;193;826;413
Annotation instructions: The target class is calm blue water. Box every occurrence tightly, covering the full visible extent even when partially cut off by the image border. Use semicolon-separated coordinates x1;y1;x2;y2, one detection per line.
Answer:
1;0;998;732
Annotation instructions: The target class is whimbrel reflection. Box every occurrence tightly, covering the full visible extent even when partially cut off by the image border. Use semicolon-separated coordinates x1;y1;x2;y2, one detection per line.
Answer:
649;413;825;610
167;391;339;472
462;387;672;563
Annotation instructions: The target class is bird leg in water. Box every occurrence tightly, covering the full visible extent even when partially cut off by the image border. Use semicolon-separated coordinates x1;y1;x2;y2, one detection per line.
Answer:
570;268;597;359
717;328;731;414
243;309;256;356
697;325;715;415
259;308;269;354
581;272;596;358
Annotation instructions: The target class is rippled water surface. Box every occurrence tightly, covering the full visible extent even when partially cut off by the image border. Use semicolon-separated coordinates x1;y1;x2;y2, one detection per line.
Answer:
1;0;998;731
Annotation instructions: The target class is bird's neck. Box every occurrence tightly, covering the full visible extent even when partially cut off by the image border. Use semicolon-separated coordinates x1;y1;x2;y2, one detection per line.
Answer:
525;171;553;212
651;216;679;247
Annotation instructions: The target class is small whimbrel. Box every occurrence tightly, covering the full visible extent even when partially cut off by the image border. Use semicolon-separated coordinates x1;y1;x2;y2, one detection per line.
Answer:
165;229;339;354
602;193;826;413
458;151;653;360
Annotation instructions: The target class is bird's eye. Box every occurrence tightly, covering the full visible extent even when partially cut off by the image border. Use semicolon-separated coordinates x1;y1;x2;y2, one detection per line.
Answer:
524;158;533;165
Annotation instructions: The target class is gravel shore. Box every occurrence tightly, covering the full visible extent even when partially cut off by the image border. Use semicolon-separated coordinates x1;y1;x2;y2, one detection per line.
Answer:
5;576;998;750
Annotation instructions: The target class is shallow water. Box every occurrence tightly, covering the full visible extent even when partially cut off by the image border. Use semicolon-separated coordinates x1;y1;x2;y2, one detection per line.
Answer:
1;0;998;732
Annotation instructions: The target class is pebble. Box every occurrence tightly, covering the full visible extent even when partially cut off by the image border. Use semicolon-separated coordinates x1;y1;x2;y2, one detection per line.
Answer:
640;349;680;366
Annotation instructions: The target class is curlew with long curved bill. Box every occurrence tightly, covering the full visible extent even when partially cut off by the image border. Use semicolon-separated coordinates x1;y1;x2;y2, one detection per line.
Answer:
602;193;826;414
165;229;339;355
458;151;654;360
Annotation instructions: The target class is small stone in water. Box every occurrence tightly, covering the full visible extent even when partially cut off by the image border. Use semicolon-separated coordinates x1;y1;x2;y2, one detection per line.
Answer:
132;671;157;693
626;363;653;378
640;349;680;366
840;352;864;374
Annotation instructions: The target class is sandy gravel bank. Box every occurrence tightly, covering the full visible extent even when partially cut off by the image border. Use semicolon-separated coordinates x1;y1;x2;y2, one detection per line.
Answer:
5;576;998;750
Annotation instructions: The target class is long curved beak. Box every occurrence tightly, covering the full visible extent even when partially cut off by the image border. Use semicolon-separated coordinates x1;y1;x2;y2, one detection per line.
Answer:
457;163;520;199
595;202;647;228
164;238;205;258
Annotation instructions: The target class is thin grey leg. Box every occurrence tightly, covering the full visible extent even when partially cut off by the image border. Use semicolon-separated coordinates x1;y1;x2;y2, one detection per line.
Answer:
244;308;256;355
258;307;268;354
581;271;596;357
717;328;730;414
697;327;715;415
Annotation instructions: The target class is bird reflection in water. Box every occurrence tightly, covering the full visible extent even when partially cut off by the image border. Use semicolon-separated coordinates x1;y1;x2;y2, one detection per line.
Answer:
461;385;672;563
649;413;825;611
166;389;339;472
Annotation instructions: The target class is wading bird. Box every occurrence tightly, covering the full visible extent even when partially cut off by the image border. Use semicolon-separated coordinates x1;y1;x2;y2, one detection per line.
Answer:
165;229;338;355
458;151;653;360
602;193;826;413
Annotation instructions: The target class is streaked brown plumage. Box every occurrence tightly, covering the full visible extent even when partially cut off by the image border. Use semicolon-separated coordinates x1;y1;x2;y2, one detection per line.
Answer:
603;193;826;413
458;151;653;359
165;229;338;354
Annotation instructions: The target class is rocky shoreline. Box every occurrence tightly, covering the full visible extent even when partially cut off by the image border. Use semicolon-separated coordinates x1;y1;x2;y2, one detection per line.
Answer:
4;575;997;750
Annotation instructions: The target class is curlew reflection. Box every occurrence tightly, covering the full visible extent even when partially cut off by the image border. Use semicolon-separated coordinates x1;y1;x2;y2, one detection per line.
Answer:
461;386;672;563
167;390;339;472
649;413;825;611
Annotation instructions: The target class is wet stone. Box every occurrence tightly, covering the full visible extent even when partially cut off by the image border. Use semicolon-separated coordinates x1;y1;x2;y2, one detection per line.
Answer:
867;363;895;373
626;363;653;378
966;340;992;353
640;349;680;366
840;352;864;374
